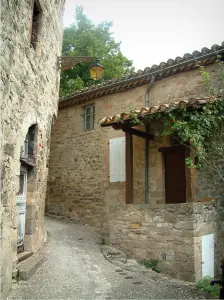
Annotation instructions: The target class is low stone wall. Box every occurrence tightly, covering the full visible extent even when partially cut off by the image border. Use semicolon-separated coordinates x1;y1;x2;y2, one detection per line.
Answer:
108;202;219;282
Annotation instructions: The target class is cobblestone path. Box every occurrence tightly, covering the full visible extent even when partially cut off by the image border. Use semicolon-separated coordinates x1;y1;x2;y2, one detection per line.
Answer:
8;217;205;299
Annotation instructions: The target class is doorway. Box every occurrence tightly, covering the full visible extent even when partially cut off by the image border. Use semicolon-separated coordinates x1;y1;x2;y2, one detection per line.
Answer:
16;166;28;252
163;146;186;204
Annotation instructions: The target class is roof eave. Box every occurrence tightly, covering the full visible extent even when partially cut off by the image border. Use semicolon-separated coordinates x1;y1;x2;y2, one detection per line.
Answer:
59;45;224;109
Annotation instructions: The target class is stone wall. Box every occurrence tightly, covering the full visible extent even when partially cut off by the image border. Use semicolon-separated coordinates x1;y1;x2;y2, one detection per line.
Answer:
0;0;64;297
108;202;219;281
47;64;218;229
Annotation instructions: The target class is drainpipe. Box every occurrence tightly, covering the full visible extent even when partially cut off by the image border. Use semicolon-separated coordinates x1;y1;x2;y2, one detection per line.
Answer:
145;76;155;204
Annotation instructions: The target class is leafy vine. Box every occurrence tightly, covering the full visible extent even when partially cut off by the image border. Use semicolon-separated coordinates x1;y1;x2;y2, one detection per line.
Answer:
129;57;224;181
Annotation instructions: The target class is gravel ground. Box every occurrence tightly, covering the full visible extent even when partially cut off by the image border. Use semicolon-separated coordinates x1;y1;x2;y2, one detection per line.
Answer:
8;217;206;300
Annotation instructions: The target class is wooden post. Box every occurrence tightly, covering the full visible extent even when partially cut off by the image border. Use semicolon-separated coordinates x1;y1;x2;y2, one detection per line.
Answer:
125;132;133;204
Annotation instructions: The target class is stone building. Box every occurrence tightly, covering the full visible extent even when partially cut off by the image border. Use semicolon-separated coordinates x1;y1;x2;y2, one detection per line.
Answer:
0;0;65;297
47;43;224;281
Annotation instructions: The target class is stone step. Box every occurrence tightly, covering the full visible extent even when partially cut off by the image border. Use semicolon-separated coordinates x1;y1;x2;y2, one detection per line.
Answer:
18;253;45;281
17;251;33;263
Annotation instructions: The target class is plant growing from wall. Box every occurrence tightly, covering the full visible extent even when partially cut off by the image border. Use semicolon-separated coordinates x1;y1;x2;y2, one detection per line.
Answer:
144;58;224;180
196;276;220;297
140;259;160;273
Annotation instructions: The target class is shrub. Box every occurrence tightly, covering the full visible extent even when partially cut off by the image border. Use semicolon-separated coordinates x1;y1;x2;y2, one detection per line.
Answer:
196;276;220;297
140;259;160;273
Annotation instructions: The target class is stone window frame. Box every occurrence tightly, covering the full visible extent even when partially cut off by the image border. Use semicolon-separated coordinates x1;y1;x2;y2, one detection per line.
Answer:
84;104;95;131
29;0;43;56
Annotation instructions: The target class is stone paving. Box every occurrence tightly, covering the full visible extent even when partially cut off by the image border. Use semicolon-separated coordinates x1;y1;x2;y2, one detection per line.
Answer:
8;217;206;300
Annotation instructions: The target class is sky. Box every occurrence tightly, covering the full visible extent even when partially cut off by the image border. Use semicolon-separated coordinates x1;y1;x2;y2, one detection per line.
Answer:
63;0;224;70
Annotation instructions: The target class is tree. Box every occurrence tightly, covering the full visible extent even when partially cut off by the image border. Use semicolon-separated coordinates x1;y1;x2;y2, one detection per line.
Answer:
60;6;134;98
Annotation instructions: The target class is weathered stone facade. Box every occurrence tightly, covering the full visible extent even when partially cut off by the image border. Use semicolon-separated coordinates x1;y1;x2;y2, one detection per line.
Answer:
47;64;217;223
0;0;64;296
108;202;223;281
47;51;224;281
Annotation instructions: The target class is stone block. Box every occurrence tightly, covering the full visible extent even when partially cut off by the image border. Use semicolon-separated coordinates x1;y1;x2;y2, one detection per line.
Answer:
25;220;36;235
194;221;216;237
138;234;147;240
176;245;194;256
129;222;141;229
176;272;195;282
166;234;183;242
24;234;37;253
4;143;14;157
164;213;177;223
174;221;193;230
183;237;194;244
18;253;45;281
182;229;194;237
162;223;173;228
152;215;164;222
133;248;147;260
26;204;36;220
175;252;190;263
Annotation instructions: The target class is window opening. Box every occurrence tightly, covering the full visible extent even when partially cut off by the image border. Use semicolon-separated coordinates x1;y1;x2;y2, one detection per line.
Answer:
84;105;95;131
31;1;42;51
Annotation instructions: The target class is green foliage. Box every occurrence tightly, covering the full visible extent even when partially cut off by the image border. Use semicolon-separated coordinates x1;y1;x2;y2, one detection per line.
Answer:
196;276;220;297
144;58;224;179
129;105;142;125
140;259;160;273
60;6;134;98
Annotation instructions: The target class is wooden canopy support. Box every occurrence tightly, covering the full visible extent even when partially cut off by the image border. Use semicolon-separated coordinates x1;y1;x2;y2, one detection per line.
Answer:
125;132;133;204
111;123;154;140
122;127;154;140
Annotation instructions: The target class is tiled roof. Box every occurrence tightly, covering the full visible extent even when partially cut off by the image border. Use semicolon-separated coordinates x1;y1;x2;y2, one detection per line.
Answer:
100;97;215;126
59;42;224;108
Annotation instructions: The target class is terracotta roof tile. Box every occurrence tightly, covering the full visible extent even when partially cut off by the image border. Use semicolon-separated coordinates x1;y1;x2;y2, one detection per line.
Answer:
100;97;215;126
60;42;224;108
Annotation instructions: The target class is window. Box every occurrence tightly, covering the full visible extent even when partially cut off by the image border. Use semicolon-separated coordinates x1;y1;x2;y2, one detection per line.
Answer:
109;137;125;182
27;125;35;155
84;105;95;131
30;1;42;53
21;140;28;159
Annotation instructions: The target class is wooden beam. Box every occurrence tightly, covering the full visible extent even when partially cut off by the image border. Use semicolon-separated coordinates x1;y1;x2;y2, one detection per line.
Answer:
125;132;133;204
122;127;154;140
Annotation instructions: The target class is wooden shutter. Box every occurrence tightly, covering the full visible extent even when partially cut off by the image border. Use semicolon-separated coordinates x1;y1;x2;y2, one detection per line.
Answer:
109;137;125;182
119;137;126;181
202;233;214;277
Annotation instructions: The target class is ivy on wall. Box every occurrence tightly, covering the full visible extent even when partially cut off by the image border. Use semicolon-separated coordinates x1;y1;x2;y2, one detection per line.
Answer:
131;58;224;181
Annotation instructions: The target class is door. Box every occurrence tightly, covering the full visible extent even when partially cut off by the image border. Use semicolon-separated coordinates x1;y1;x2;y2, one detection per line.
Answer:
164;147;186;204
202;234;214;278
16;168;27;247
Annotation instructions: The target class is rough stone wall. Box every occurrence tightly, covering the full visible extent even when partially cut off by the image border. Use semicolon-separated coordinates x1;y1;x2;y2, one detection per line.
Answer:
195;159;224;277
46;101;125;229
47;63;219;229
0;0;64;297
133;133;171;205
108;202;218;282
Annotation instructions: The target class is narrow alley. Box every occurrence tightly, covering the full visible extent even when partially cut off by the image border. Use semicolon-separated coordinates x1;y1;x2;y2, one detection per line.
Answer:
8;217;205;300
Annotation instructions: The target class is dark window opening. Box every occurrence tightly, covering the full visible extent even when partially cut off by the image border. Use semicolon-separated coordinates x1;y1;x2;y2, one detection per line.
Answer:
17;173;25;195
31;1;42;50
27;125;36;155
84;105;95;131
20;125;37;167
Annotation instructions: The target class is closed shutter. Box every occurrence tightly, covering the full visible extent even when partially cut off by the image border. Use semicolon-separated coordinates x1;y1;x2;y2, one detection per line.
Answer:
202;233;214;277
109;137;125;182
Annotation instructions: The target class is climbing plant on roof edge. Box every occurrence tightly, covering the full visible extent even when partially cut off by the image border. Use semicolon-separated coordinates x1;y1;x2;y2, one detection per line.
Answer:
145;57;224;183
